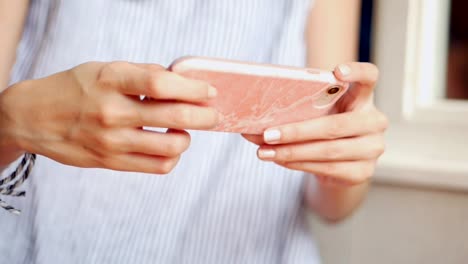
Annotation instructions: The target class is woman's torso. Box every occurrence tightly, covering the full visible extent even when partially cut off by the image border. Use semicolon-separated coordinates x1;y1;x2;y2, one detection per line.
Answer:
2;0;320;263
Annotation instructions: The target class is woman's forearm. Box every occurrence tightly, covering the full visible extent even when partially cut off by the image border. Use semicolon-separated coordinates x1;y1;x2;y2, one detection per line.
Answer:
0;0;30;167
304;0;365;221
304;175;369;221
0;0;29;91
306;0;361;69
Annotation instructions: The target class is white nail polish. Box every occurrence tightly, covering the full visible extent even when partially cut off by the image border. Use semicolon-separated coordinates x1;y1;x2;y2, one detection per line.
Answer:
264;129;281;143
338;64;351;76
258;149;276;159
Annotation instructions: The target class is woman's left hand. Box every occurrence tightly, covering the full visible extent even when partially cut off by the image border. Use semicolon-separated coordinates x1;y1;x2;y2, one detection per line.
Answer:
243;62;388;184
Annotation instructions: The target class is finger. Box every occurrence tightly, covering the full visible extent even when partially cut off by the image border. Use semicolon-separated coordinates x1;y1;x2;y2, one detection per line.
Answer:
132;62;218;101
134;101;220;129
35;142;180;175
241;134;264;145
145;70;218;102
141;128;191;157
98;61;217;102
333;62;379;103
103;153;180;174
257;134;385;162
109;128;191;157
132;63;166;72
263;110;388;144
278;160;375;184
97;61;156;96
334;62;379;87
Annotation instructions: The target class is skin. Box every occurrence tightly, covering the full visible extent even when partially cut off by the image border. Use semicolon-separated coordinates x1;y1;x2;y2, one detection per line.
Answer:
1;62;220;173
244;0;388;222
243;63;387;221
0;0;388;222
303;0;386;221
0;0;29;91
306;0;361;69
0;0;30;170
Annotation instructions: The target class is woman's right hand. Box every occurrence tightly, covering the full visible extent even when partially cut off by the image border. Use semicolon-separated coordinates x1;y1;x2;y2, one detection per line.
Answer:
0;61;219;174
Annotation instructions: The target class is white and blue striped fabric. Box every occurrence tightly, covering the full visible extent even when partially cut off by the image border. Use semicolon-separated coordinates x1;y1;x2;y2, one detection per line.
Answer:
1;0;321;263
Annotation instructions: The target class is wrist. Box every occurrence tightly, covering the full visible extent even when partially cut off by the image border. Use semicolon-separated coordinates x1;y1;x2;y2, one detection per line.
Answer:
314;174;357;188
0;82;29;165
303;174;370;221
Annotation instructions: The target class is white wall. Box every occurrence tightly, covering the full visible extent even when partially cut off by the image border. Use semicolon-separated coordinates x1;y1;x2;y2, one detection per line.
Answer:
308;183;468;264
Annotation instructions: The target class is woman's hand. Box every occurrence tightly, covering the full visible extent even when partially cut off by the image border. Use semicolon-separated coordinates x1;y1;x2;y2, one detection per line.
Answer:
0;61;219;174
243;62;388;185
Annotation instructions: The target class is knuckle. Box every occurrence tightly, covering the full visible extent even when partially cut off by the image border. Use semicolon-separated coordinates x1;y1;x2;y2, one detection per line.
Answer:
144;64;165;72
376;112;389;131
369;64;380;82
325;144;343;160
96;72;113;89
164;142;179;157
108;61;129;70
97;104;119;127
85;155;102;168
171;106;193;126
359;63;379;83
180;135;191;151
157;159;176;174
96;155;113;169
363;137;386;159
350;163;375;182
374;141;386;158
283;125;300;142
96;133;118;151
82;144;108;166
364;163;376;179
165;138;189;156
146;71;166;98
78;61;103;73
278;147;294;161
323;162;341;176
142;72;156;96
326;119;345;139
80;61;97;67
97;61;126;86
350;171;364;183
187;108;218;129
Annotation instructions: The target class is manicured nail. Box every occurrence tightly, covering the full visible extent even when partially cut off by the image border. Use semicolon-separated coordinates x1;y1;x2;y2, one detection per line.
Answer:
264;129;281;143
338;64;351;76
208;85;218;98
258;149;276;159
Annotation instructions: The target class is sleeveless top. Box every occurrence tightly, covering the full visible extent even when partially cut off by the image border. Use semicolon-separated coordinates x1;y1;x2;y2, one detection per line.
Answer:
1;0;321;263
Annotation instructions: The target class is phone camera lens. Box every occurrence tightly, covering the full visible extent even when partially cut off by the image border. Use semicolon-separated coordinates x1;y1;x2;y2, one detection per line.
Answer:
327;86;340;95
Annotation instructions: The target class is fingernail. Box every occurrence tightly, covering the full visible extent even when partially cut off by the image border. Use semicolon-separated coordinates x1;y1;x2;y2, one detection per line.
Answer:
338;64;351;76
264;129;281;143
258;149;276;159
208;85;217;98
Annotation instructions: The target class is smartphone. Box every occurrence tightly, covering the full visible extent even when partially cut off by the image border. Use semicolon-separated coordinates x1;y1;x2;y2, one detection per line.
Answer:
169;56;349;135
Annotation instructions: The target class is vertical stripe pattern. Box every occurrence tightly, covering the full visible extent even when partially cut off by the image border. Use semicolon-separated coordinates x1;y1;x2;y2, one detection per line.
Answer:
1;0;320;263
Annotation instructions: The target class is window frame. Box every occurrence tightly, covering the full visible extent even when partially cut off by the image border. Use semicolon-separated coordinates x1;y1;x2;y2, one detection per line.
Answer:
372;0;468;191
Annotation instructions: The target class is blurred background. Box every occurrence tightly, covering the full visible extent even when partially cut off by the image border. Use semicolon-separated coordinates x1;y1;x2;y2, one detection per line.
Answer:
309;0;468;263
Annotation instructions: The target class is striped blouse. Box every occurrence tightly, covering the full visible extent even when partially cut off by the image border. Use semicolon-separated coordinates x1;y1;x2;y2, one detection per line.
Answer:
1;0;321;263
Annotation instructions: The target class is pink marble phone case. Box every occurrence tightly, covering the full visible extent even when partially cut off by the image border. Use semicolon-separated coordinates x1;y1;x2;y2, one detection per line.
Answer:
170;56;349;135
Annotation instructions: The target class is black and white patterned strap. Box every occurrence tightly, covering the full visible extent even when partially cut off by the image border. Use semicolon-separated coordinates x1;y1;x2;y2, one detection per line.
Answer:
0;153;36;215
